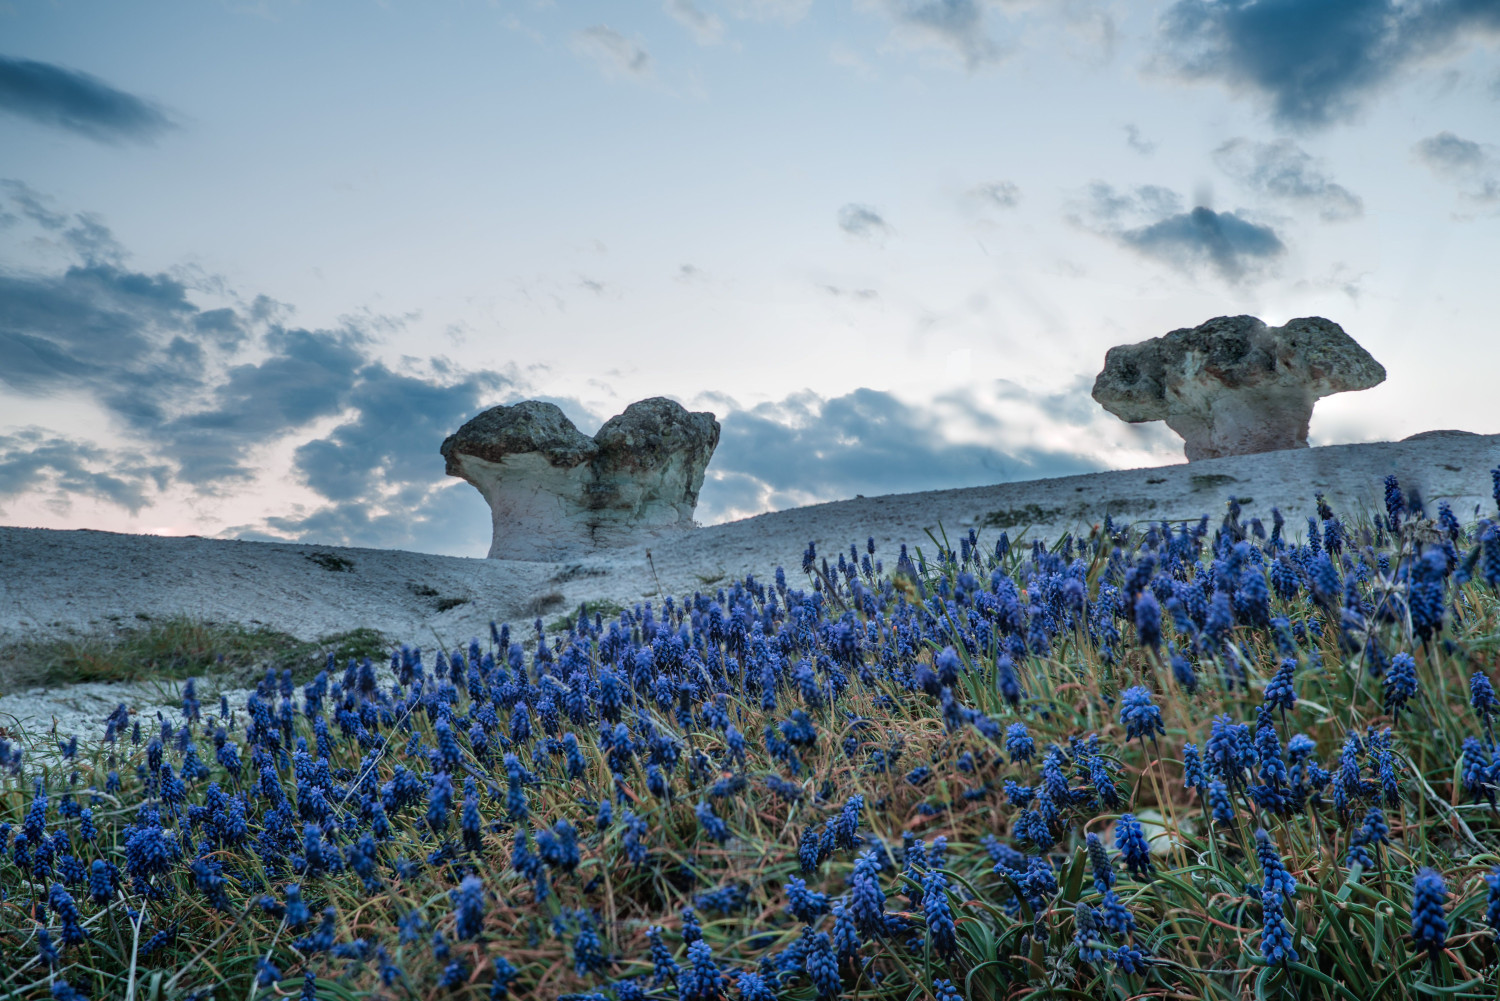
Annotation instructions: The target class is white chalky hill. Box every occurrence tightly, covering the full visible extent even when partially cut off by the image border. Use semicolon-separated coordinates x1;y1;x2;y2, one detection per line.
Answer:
1;431;1496;743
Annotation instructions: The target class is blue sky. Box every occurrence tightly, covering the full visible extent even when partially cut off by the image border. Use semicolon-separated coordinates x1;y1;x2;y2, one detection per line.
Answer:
1;0;1497;557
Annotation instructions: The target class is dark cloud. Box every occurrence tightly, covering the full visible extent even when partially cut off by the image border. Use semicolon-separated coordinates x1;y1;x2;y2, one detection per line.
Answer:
837;203;891;240
1074;181;1284;283
1414;130;1500;204
1213;138;1363;220
0;188;521;554
291;365;509;503
1120;207;1285;281
573;26;654;79
2;179;68;229
1154;0;1500;129
253;478;494;559
872;0;1003;70
0;429;167;514
0;55;175;143
159;326;371;483
695;385;1161;523
0;262;201;395
1416;130;1486;170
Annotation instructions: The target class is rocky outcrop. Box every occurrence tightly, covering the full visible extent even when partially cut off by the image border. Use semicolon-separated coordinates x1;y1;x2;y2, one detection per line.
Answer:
441;398;720;560
1091;315;1386;461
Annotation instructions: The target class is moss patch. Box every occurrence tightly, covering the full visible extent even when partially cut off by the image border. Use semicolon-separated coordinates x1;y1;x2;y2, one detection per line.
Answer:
1189;473;1240;491
0;618;390;694
304;551;356;572
548;599;627;633
981;503;1064;528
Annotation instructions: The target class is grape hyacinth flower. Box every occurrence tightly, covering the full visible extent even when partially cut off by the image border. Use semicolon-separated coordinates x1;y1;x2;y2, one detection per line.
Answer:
850;850;888;938
1182;743;1205;796
1115;814;1155;880
1346;807;1389;870
1170;645;1198;693
735;973;777;1001
1086;832;1115;893
1209;780;1235;826
1005;723;1035;764
647;926;679;987
695;801;730;844
453;874;486;940
1411;867;1448;963
1134;592;1162;651
1471;671;1498;732
1073;901;1107;965
1260;888;1298;967
1484;866;1500;935
1264;658;1297;714
923;866;958;961
1384;653;1418;717
804;930;840;1001
933;977;965;1001
1119;686;1164;743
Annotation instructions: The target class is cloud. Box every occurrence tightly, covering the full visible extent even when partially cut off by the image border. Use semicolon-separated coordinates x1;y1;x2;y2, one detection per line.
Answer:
0;187;521;555
1414;130;1500;204
0;261;203;397
1416;130;1486;171
1212;138;1363;220
865;0;1004;71
247;366;511;553
1124;124;1156;155
967;180;1020;209
0;55;175;143
1121;207;1285;282
1072;181;1284;283
291;364;509;504
0;428;167;515
722;0;813;23
1076;181;1181;225
1;180;128;263
2;179;68;229
665;0;725;44
254;478;494;557
696;383;1176;523
572;26;654;80
837;203;892;240
1152;0;1500;129
819;284;879;299
157;326;372;483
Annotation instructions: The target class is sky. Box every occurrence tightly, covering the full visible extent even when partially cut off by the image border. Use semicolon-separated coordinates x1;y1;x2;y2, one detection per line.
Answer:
1;0;1497;559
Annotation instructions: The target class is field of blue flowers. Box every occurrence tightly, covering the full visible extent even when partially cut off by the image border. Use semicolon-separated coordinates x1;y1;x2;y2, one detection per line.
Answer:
3;469;1500;1001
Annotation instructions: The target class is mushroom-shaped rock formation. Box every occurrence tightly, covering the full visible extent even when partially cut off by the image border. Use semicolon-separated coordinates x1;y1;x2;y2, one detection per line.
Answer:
1091;315;1385;461
441;398;720;560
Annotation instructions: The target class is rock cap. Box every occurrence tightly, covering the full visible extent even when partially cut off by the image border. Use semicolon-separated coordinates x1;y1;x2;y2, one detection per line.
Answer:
442;397;720;560
1092;314;1385;461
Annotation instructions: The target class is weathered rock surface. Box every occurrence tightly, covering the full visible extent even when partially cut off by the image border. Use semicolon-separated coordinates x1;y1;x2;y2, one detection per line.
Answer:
441;398;720;560
1092;315;1386;461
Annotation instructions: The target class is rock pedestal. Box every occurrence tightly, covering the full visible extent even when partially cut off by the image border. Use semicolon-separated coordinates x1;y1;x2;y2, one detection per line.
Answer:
441;398;720;561
1091;315;1385;461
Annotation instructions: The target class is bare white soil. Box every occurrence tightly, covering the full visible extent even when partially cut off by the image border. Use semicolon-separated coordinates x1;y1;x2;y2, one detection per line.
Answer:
2;432;1496;746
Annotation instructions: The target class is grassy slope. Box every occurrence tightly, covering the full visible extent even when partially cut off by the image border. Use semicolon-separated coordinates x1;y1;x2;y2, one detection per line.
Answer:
0;498;1498;1000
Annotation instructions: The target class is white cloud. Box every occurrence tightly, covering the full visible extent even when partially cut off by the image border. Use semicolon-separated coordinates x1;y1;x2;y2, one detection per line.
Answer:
572;25;654;81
